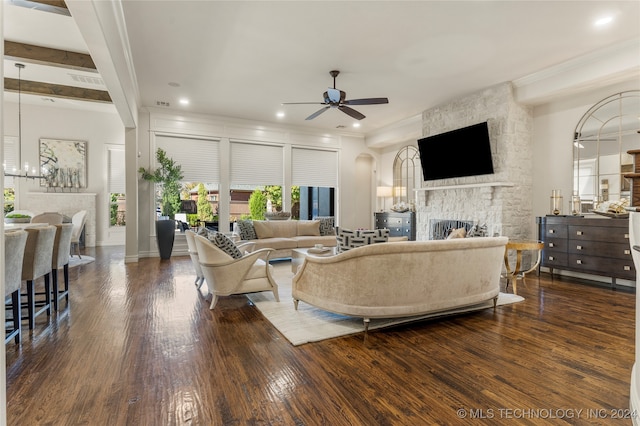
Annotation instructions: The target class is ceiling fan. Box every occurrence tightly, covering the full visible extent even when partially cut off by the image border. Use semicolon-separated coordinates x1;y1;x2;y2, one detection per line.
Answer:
282;70;389;121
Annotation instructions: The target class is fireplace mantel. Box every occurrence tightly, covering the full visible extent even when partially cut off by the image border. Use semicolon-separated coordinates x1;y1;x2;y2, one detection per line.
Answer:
415;181;514;192
23;192;97;247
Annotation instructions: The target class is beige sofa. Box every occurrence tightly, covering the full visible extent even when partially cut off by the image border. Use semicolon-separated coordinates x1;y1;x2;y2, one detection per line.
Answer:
240;220;337;259
292;236;508;330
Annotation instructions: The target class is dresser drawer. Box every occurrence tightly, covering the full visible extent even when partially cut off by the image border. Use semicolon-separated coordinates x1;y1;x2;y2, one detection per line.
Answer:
568;254;636;279
541;225;568;239
568;240;633;260
541;250;568;268
568;225;630;243
544;238;568;252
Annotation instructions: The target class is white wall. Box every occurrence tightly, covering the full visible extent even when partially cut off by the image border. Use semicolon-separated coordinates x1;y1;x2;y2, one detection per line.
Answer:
3;101;125;246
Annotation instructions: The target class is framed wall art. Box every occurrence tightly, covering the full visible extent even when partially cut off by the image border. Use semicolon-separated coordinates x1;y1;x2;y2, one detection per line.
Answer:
39;138;87;189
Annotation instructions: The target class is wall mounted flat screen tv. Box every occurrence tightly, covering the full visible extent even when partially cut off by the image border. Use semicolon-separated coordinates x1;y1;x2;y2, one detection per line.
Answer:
417;121;494;181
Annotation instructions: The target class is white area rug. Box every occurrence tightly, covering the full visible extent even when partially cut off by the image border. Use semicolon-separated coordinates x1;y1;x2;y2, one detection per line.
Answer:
69;255;95;268
247;262;525;346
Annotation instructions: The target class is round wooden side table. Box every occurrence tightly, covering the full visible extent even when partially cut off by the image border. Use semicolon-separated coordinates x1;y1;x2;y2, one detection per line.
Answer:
504;240;544;294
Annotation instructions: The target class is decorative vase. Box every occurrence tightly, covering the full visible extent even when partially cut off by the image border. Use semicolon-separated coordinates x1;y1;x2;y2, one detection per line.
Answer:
155;219;176;259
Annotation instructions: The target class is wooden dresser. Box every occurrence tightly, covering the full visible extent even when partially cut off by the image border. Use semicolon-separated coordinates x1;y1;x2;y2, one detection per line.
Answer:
536;215;635;286
374;211;416;241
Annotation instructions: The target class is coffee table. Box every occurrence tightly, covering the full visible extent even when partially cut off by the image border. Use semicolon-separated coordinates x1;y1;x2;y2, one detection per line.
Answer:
291;247;336;273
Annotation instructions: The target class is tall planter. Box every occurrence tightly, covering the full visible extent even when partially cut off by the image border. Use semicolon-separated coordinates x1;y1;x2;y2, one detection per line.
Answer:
156;219;176;260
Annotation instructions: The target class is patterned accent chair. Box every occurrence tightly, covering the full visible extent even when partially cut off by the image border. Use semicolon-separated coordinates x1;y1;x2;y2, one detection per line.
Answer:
193;234;279;309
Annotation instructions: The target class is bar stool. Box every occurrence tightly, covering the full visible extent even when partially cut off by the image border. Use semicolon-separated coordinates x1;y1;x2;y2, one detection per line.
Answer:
21;226;56;330
51;223;73;310
4;230;27;344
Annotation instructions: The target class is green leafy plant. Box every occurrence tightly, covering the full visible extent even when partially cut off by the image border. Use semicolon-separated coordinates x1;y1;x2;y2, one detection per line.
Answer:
5;213;30;218
197;183;215;222
138;148;184;219
248;188;267;220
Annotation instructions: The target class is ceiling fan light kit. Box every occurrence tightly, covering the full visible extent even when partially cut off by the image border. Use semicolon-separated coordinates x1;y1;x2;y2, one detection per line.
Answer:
283;70;388;121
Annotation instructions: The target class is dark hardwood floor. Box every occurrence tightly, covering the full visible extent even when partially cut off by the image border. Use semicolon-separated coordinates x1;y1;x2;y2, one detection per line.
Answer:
5;246;636;425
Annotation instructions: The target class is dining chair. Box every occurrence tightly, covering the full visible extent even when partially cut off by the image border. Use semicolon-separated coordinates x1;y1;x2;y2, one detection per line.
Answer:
51;223;74;310
193;234;279;309
30;212;64;225
4;230;28;344
70;210;87;258
184;230;205;288
21;226;57;330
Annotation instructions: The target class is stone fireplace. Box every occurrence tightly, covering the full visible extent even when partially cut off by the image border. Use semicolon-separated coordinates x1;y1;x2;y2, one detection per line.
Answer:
415;83;533;241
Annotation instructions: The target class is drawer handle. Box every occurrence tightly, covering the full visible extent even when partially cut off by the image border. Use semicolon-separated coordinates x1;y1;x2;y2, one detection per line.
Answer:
624;266;631;271
576;259;583;265
549;229;555;234
625;233;629;239
549;242;554;248
576;245;582;250
549;256;555;261
625;249;631;255
576;231;583;236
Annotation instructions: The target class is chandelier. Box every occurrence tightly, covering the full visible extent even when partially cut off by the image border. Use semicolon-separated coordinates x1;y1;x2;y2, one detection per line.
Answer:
4;63;46;181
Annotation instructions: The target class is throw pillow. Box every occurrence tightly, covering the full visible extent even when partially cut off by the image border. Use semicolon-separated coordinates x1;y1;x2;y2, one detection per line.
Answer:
297;220;321;236
313;216;335;236
336;227;389;252
447;228;467;239
212;232;243;259
236;220;257;240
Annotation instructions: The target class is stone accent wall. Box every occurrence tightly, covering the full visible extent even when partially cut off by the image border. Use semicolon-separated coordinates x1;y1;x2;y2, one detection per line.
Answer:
416;82;533;241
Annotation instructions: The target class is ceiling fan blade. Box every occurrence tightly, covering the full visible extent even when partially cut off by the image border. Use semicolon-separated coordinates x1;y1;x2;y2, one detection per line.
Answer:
282;102;327;105
343;97;389;105
339;105;366;120
306;106;330;120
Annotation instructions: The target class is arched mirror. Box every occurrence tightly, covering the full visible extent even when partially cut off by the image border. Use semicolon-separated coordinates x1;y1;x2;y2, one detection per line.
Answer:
573;90;640;212
392;145;421;206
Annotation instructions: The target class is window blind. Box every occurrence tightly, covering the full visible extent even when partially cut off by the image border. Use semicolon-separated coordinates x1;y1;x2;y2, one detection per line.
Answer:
108;147;125;194
230;141;283;185
155;135;220;183
3;136;17;188
292;147;338;188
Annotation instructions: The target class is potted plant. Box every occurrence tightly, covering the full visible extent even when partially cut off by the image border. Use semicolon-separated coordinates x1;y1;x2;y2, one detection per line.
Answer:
139;148;184;259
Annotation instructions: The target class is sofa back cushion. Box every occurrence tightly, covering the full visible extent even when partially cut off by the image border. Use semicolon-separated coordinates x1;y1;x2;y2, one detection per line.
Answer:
253;220;298;239
336;227;389;252
297;220;321;236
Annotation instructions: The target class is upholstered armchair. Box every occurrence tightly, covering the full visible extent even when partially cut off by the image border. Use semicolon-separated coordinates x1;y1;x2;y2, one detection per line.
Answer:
184;230;205;288
30;212;63;225
193;234;279;309
70;210;87;258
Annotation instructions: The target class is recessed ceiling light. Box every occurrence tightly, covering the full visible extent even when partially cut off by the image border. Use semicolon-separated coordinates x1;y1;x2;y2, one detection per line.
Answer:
352;122;361;128
276;111;285;118
594;15;614;27
179;98;189;105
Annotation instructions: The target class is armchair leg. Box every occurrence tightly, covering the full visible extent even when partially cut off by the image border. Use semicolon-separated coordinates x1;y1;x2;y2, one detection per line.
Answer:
209;295;219;310
294;299;299;310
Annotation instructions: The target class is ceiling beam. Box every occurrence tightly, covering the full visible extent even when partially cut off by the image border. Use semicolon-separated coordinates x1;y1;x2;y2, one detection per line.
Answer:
5;78;112;103
5;41;97;72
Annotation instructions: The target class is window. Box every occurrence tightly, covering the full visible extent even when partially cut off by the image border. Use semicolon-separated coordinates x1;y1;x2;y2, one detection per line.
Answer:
230;141;283;220
292;147;337;219
155;135;220;226
107;146;125;226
